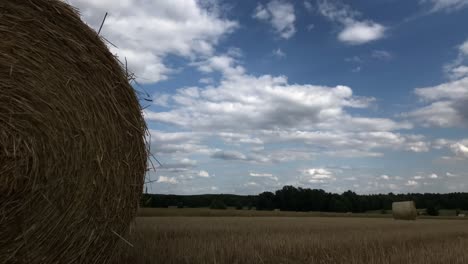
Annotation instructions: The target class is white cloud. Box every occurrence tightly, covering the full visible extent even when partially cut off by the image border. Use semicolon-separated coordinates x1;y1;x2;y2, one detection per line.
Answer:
406;180;418;186
404;77;468;127
198;170;210;178
273;48;286;58
461;39;468;55
449;66;468;79
450;140;468;158
433;138;468;160
405;39;468;128
245;182;259;187
380;175;390;180
153;94;171;107
157;158;197;172
157;176;179;184
404;101;462;127
146;55;427;161
69;0;237;83
147;130;215;155
218;132;264;145
445;39;468;79
317;0;386;45
338;21;386;45
151;58;405;133
407;141;431;153
300;168;336;183
446;172;458;177
249;172;279;181
429;173;439;179
195;55;245;77
249;172;273;177
420;0;468;12
253;0;296;39
199;77;214;84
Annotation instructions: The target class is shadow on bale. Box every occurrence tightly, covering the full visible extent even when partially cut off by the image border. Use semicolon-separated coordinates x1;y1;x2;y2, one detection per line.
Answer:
0;1;148;263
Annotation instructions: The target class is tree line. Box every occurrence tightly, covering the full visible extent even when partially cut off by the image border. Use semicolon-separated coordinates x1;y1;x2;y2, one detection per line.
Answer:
141;185;468;213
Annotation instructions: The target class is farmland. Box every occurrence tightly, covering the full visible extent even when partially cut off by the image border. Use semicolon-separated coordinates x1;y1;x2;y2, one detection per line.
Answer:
114;209;468;264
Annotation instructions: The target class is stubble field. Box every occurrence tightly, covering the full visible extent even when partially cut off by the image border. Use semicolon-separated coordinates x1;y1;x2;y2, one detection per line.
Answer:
113;210;468;264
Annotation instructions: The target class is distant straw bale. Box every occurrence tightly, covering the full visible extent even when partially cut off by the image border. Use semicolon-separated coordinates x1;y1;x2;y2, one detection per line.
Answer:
392;201;417;220
0;1;148;263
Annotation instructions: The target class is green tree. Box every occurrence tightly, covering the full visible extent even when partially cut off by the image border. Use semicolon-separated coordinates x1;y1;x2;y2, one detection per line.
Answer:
210;199;227;210
426;202;439;216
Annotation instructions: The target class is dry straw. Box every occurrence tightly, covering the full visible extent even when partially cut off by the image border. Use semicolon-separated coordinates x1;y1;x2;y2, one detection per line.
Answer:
0;0;148;263
392;201;417;220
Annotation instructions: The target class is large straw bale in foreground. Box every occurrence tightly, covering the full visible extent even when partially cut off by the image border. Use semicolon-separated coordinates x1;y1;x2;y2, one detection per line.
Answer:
392;201;417;220
0;1;147;263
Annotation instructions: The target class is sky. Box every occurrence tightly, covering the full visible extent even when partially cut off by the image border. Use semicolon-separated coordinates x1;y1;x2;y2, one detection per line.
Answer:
68;0;468;195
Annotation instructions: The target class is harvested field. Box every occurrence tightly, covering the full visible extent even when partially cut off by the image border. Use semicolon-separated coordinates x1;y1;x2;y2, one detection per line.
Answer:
114;215;468;264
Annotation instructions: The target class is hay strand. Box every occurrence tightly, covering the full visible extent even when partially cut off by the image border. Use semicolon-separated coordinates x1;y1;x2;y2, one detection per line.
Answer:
0;0;148;263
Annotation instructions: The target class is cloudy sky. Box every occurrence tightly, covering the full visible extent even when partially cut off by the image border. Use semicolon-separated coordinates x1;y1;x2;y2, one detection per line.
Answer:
69;0;468;195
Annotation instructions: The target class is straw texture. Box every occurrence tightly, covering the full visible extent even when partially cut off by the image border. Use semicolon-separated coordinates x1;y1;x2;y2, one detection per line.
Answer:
0;0;147;263
392;201;417;220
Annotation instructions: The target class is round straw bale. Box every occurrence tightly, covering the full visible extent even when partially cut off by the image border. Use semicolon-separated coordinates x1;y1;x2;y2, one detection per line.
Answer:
0;1;147;263
392;201;417;220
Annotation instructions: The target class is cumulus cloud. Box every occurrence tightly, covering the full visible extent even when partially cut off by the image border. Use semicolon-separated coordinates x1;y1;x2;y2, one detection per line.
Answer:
249;172;279;181
147;130;214;155
157;176;179;184
69;0;237;83
404;77;468;127
198;170;210;178
444;39;468;80
317;0;386;45
461;40;468;55
420;0;468;12
405;180;418;186
430;138;468;160
151;57;403;132
145;54;428;161
450;140;468;158
446;172;458;177
157;158;198;172
404;39;468;128
380;175;390;180
300;168;336;183
338;21;386;45
253;0;296;39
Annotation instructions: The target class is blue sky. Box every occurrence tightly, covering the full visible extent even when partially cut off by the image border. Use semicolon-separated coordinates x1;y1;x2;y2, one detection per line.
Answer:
71;0;468;194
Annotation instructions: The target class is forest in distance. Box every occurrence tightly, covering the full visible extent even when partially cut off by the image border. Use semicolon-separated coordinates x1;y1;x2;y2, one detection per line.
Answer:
141;186;468;215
